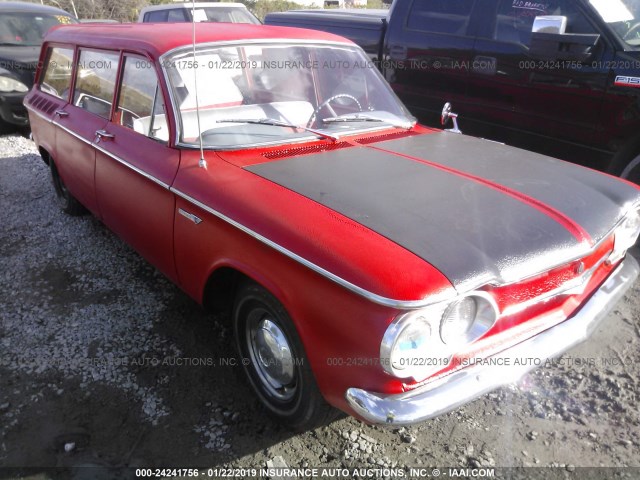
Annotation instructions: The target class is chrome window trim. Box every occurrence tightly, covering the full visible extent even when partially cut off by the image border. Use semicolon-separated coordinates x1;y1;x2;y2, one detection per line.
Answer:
160;38;354;63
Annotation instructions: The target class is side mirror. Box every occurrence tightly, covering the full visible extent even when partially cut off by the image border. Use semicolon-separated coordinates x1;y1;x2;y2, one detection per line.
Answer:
441;102;462;134
530;15;600;62
532;15;567;34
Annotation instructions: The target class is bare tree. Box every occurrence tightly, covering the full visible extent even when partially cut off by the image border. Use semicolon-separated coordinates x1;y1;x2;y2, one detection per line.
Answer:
39;0;149;21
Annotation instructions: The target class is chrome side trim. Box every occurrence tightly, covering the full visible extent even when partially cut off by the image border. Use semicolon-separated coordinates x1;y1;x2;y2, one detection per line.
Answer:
93;142;170;189
170;188;454;309
345;255;639;425
53;120;170;190
161;38;354;64
54;120;90;144
24;104;53;124
171;188;640;310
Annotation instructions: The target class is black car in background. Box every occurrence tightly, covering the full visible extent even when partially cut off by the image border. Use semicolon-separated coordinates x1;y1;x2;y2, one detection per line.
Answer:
266;0;640;183
0;2;77;128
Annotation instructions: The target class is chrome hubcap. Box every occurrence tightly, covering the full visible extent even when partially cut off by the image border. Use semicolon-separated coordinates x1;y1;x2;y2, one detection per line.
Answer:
248;314;296;401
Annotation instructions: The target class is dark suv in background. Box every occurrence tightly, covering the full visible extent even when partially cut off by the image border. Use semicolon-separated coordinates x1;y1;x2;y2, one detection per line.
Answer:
267;0;640;183
0;2;76;129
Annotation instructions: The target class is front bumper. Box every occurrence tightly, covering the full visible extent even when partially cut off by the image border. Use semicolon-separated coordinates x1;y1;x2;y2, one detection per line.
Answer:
0;92;29;126
346;254;639;425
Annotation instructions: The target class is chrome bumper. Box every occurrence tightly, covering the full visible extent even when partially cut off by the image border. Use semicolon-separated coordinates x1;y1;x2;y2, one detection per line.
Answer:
346;255;639;425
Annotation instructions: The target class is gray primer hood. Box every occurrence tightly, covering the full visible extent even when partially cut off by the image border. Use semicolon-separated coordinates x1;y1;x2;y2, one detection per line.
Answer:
246;132;640;291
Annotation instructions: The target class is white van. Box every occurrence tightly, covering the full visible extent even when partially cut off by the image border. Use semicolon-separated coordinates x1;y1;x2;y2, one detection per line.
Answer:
138;2;260;24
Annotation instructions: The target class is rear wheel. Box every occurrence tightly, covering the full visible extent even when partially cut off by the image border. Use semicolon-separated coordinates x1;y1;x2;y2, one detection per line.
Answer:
50;158;85;216
233;281;336;431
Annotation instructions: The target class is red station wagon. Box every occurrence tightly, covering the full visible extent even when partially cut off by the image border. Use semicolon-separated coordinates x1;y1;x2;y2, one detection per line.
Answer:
25;23;640;430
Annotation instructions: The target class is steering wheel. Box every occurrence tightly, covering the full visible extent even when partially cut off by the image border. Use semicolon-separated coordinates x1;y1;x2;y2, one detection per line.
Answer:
307;93;362;128
623;22;640;40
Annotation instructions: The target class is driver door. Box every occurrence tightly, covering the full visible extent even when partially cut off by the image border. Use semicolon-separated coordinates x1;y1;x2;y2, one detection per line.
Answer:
468;0;610;166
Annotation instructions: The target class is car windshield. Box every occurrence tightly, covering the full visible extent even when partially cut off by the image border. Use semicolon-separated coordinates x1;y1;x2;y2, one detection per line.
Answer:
589;0;640;48
164;43;415;148
0;12;75;47
189;7;260;25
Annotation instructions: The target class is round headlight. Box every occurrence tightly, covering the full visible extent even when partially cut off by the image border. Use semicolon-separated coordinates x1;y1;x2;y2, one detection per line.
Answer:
381;293;498;380
381;309;448;379
389;316;431;372
440;297;477;344
439;294;497;346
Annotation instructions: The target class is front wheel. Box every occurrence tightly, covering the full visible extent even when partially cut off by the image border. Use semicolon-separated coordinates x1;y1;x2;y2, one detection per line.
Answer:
233;281;336;431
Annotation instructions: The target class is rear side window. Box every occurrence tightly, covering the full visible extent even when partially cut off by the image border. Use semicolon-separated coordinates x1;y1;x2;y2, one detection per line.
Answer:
144;10;169;22
167;9;188;22
73;49;120;119
116;56;168;142
40;47;74;100
407;0;475;35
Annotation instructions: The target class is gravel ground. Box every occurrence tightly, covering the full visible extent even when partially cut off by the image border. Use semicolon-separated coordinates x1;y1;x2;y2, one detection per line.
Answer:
0;132;639;477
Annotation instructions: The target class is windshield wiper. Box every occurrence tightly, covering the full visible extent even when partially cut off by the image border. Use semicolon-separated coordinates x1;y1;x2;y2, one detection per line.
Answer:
214;118;338;142
322;114;414;130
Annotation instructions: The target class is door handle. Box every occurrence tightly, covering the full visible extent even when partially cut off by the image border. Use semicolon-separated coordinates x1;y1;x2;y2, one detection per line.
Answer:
54;110;69;117
95;129;115;142
178;208;203;225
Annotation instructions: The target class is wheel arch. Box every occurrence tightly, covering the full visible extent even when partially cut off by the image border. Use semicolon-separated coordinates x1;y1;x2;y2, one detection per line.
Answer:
38;146;51;166
201;260;290;317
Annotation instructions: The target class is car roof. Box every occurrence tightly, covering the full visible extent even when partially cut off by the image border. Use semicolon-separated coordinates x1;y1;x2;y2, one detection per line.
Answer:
44;23;353;58
0;1;74;15
140;2;249;13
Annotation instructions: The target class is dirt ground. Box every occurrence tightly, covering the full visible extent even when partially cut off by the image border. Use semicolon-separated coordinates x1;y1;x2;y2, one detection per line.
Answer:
1;131;639;479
